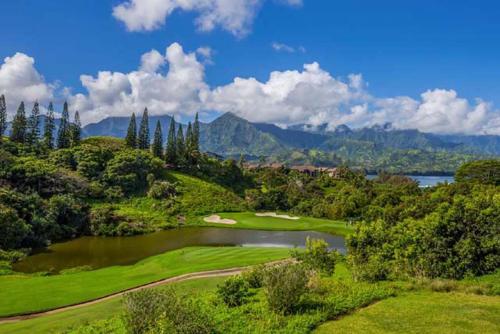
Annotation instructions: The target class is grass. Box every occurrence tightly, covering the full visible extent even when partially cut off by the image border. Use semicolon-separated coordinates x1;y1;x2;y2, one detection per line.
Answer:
314;291;500;334
0;246;289;317
198;211;352;235
0;276;227;334
94;170;246;227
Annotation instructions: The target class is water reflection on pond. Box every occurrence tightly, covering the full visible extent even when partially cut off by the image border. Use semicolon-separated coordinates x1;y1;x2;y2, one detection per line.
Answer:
14;227;345;273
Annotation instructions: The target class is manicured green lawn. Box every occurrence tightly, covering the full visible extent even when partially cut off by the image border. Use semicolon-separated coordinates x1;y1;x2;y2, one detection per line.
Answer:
0;247;289;317
199;211;352;235
314;291;500;334
0;276;227;334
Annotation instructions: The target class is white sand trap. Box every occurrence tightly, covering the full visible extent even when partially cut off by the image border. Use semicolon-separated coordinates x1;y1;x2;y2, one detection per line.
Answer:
255;212;300;220
204;215;237;225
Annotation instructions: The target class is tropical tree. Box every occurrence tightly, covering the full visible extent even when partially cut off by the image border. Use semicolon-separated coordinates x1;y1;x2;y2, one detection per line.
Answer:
125;112;137;148
43;102;55;149
152;120;163;158
71;111;81;147
165;118;177;164
57;101;71;149
0;95;6;141
10;102;27;143
137;108;150;150
26;102;41;146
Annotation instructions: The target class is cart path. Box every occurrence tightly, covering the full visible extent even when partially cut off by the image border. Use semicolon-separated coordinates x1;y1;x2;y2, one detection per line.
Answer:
0;266;246;324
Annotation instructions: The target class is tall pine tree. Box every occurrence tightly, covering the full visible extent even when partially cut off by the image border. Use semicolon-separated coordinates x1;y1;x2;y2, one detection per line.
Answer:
152;120;163;158
71;110;81;147
0;95;6;141
26;102;41;146
10;102;27;143
193;112;200;152
137;108;150;149
165;117;177;164
57;101;71;149
125;112;137;148
176;124;185;164
185;122;193;161
43;102;55;149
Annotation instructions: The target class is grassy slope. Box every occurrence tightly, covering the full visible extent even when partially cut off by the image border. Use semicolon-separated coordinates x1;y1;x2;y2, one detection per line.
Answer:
97;171;245;226
0;247;289;317
0;277;227;334
198;212;352;235
314;291;500;334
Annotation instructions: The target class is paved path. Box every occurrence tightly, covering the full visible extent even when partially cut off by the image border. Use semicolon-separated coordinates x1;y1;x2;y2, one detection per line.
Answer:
0;267;245;324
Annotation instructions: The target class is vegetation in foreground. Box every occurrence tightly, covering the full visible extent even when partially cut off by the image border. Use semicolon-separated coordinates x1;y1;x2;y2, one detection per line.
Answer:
314;291;500;334
0;247;289;317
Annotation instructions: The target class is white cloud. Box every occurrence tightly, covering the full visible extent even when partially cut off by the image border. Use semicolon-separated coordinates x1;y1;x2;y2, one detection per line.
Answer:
69;43;209;124
140;49;166;72
0;53;54;115
196;46;215;65
271;42;306;53
112;0;299;37
2;45;499;135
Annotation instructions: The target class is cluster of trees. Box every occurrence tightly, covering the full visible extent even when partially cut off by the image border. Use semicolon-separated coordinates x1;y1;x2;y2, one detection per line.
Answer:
0;95;81;150
124;109;201;166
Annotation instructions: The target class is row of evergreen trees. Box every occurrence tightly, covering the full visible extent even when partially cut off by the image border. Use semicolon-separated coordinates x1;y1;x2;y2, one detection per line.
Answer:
0;95;81;149
124;108;200;165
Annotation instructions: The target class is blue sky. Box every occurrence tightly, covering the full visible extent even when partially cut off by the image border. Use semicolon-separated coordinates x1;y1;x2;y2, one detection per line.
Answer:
0;0;499;134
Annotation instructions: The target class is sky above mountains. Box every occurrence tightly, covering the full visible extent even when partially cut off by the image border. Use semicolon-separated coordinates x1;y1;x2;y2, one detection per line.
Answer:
0;0;499;134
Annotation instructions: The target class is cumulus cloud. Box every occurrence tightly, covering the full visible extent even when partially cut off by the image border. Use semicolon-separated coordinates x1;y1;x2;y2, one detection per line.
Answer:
0;53;54;115
112;0;298;37
69;43;209;124
2;44;499;135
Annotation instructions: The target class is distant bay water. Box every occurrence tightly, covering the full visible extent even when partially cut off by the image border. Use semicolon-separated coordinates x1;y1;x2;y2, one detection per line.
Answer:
366;175;454;187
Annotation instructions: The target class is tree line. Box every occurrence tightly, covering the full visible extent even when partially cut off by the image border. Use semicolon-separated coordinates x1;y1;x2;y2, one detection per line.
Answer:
0;95;81;149
124;108;201;166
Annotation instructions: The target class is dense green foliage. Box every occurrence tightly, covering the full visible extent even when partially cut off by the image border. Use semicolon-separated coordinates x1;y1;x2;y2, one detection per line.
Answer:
455;159;500;185
292;237;338;275
348;182;499;281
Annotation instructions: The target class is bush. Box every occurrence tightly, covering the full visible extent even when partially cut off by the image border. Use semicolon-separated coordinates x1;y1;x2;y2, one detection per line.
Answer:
104;186;124;201
263;263;310;314
242;264;267;288
217;276;250;307
123;289;168;334
292;237;338;275
147;181;177;200
123;288;214;334
89;206;121;236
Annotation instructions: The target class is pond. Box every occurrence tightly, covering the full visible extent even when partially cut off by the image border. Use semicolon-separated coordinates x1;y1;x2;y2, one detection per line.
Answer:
13;227;345;273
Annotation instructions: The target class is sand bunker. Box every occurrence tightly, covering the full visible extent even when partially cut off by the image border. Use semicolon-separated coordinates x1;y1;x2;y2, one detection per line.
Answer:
204;215;237;225
255;212;300;220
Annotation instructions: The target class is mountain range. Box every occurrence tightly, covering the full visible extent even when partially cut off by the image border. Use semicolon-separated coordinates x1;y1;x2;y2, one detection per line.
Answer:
7;112;500;172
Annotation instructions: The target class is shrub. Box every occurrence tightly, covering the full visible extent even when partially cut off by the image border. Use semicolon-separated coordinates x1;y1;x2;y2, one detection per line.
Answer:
104;186;124;201
242;264;267;288
147;181;177;200
429;279;458;292
123;288;214;334
263;263;310;314
292;237;338;275
123;289;168;334
89;206;121;236
217;276;250;307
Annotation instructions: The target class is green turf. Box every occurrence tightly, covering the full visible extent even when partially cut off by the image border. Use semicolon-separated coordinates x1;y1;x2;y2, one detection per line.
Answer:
199;211;352;235
314;291;500;334
0;276;227;334
0;247;289;317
